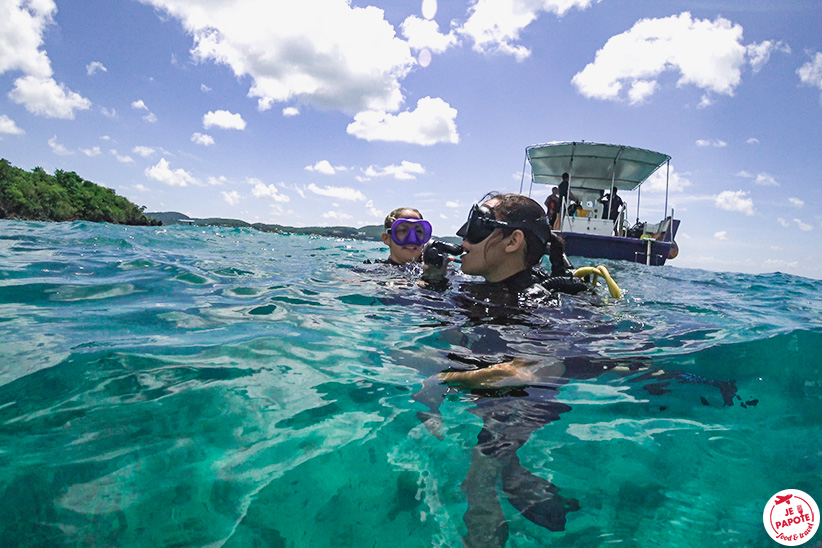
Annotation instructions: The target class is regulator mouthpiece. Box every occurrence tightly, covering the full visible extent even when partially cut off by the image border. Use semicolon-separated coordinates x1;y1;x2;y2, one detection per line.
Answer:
423;241;464;267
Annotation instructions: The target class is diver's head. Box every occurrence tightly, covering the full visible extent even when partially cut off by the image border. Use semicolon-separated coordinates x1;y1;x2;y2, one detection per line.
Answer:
382;207;431;264
456;193;551;281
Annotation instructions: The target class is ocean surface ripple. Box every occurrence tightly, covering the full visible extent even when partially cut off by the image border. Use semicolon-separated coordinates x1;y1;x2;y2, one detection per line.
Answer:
0;221;819;547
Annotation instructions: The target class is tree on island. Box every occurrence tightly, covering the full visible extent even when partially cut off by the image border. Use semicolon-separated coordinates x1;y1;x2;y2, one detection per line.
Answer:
0;159;160;225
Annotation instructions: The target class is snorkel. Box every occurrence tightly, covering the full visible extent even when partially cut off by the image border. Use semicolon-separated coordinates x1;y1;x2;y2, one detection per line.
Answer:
423;241;464;267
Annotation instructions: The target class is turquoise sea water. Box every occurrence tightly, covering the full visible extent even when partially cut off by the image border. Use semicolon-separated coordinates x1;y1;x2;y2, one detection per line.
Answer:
0;220;820;547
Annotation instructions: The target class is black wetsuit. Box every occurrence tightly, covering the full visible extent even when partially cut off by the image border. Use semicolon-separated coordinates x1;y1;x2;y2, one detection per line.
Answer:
390;257;739;546
470;267;588;301
362;258;402;265
600;192;624;220
545;195;560;226
406;267;589;545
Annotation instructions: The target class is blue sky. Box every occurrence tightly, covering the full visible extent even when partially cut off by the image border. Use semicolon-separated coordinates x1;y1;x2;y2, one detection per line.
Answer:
2;0;822;278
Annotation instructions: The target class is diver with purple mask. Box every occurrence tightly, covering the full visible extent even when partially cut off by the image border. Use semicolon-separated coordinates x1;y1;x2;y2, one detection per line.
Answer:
368;207;433;265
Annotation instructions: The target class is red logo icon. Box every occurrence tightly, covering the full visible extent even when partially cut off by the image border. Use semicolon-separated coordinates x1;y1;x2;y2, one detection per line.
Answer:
764;489;819;546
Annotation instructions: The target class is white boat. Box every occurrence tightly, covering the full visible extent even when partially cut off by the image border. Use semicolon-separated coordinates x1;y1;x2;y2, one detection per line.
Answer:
522;141;680;266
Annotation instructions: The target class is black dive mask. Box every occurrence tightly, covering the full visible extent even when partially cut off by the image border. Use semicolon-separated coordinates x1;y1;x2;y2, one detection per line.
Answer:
457;203;551;246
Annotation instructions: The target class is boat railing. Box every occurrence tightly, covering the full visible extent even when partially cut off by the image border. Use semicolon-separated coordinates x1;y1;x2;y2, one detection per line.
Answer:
615;207;626;236
641;217;672;241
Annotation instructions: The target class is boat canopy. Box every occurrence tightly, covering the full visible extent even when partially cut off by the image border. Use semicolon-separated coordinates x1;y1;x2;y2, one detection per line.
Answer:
526;141;670;192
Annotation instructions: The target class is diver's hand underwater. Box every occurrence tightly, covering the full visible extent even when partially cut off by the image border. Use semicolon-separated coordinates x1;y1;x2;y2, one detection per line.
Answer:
439;357;538;388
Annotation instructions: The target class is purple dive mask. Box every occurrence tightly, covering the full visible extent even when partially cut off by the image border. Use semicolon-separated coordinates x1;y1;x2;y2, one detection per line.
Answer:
389;218;432;247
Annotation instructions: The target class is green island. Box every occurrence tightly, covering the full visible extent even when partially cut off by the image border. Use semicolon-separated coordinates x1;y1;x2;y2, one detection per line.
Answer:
0;159;160;226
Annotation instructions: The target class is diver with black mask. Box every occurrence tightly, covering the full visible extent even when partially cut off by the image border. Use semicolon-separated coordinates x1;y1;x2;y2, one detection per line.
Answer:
421;192;585;296
398;193;741;546
411;194;588;545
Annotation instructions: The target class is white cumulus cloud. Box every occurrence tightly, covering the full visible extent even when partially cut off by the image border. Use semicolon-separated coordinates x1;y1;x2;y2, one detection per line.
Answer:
251;181;290;202
145;158;199;187
191;132;215;146
141;0;416;115
696;139;727;147
282;107;300;117
798;52;822;98
714;231;727;240
401;15;458;54
365;199;381;218
0;0;91;119
131;100;157;122
572;12;755;105
457;0;594;61
111;149;134;163
48;135;72;155
755;173;779;186
222;190;241;205
746;40;789;73
307;183;366;201
0;0;55;77
137;0;461;143
305;160;345;175
788;197;804;208
714;190;754;215
132;146;157;158
86;61;107;75
644;164;691;193
364;161;426;181
203;110;246;130
323;210;354;221
347;96;458;145
793;218;813;231
9;75;91;119
0;114;24;135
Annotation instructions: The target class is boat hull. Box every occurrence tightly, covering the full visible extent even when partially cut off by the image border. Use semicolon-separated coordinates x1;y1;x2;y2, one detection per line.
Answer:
557;231;676;266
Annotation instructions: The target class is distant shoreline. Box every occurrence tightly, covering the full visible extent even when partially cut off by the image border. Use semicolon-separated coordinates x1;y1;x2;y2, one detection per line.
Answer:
144;212;464;245
145;211;385;241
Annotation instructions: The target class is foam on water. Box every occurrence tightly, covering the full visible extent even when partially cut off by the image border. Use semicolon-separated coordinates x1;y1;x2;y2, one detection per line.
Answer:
0;221;820;547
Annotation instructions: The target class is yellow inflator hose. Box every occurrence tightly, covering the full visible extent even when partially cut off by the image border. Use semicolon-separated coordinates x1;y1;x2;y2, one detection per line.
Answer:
573;265;623;298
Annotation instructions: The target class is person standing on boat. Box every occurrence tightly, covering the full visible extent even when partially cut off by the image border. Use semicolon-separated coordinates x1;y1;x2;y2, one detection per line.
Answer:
556;173;579;229
544;186;561;228
557;173;579;206
598;187;624;220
